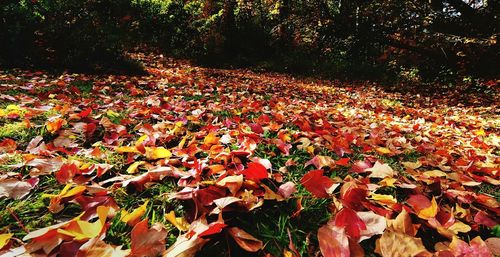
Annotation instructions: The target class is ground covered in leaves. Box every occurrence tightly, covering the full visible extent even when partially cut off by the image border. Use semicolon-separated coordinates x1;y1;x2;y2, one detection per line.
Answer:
0;53;499;257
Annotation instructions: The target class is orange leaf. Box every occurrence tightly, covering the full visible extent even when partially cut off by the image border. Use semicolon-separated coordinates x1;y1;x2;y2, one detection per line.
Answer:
130;219;168;257
46;118;65;133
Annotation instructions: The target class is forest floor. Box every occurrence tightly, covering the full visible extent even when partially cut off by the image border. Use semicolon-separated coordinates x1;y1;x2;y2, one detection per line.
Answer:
0;53;499;257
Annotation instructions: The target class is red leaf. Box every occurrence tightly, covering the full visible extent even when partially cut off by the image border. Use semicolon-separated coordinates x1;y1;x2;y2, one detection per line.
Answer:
55;163;79;184
241;162;268;181
198;222;227;238
300;170;336;198
334;208;367;240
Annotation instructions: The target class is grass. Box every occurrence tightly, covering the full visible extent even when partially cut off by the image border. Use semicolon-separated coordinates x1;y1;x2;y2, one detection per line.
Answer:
0;122;41;141
476;183;500;202
0;176;59;238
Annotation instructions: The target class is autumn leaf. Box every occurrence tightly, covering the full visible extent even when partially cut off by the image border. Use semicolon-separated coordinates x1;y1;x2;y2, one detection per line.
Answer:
76;238;130;257
130;219;168;257
165;211;190;232
317;223;350;257
241;162;268;181
0;233;12;249
333;208;367;240
57;205;111;240
357;211;387;241
42;184;86;213
46;118;65;133
300;170;338;198
121;200;149;226
407;195;438;220
375;230;431;257
0;177;39;200
227;227;263;252
146;146;172;159
366;161;396;178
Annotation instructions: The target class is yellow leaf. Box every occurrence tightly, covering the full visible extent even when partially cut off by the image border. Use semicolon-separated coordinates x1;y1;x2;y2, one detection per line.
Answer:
417;197;438;220
106;110;120;118
42;184;86;199
147;147;172;159
380;177;397;187
402;161;422;170
135;135;148;146
165;211;190;231
121;200;149;226
423;170;447;178
116;146;139;153
127;161;146;174
370;193;397;204
283;250;294;257
376;147;392;155
203;133;219;145
58;206;110;240
6;104;20;111
475;127;486;136
306;145;315;155
0;233;12;249
448;221;471;234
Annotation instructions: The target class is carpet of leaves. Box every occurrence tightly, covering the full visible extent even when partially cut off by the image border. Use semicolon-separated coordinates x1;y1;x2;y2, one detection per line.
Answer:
0;53;499;257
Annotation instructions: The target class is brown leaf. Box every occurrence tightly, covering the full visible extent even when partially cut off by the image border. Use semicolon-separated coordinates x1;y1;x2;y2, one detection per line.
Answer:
375;230;431;257
227;227;263;252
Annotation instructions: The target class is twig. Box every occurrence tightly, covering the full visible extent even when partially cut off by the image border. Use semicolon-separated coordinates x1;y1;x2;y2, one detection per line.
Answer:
7;207;29;233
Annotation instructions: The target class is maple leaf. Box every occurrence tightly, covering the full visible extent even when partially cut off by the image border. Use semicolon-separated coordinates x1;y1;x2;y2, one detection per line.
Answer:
317;223;350;257
121;200;149;226
0;233;12;249
227;227;263;252
241;162;268;181
333;208;367;240
305;155;336;170
130;219;168;257
55;163;79;183
357;211;387;241
300;170;338;198
57;205;111;240
42;184;86;213
375;230;431;257
407;195;438;220
165;211;190;231
46;118;65;133
76;238;130;257
366;161;396;178
447;236;493;257
0;177;39;200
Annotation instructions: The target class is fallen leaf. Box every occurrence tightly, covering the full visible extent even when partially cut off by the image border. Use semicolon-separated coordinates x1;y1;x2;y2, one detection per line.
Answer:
300;170;337;198
130;219;168;257
317;224;350;257
375;230;430;257
241;162;268;181
366;161;396;178
121;200;149;226
76;238;130;257
165;211;190;232
227;227;263;252
0;233;12;249
0;177;39;200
